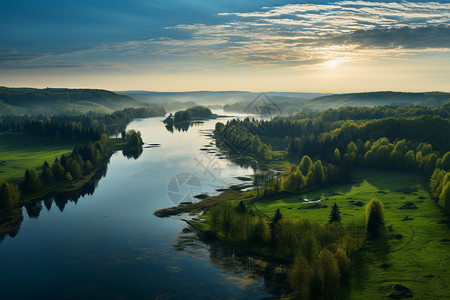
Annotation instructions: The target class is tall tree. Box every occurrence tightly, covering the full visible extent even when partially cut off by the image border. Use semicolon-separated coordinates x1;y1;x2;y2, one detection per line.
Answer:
329;203;342;223
366;198;385;239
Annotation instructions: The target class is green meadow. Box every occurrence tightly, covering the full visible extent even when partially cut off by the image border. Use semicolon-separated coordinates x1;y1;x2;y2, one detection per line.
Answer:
250;169;450;299
0;132;76;183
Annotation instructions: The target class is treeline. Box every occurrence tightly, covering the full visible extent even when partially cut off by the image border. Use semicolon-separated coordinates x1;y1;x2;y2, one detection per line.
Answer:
204;201;365;299
214;119;273;160
0;134;112;209
0;106;165;141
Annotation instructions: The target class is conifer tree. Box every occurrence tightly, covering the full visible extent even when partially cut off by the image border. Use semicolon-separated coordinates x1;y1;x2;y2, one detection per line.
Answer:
329;203;342;223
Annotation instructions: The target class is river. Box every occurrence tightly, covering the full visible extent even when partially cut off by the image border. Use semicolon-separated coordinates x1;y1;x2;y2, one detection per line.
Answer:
0;110;286;299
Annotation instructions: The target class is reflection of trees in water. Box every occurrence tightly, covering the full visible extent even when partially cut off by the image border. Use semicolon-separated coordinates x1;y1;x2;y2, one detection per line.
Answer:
122;147;143;159
0;163;109;242
165;121;205;133
173;225;289;297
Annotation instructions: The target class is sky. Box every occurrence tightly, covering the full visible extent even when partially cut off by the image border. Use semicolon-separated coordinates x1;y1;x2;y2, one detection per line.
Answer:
1;0;450;92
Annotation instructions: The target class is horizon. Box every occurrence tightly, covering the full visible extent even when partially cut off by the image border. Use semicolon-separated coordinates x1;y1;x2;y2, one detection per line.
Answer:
1;0;450;92
1;86;449;95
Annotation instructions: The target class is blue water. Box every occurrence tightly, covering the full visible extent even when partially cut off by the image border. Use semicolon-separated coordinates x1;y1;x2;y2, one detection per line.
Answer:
0;111;280;299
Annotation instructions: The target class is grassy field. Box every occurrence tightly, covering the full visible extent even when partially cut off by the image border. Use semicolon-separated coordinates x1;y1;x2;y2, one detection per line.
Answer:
251;169;450;299
0;132;76;183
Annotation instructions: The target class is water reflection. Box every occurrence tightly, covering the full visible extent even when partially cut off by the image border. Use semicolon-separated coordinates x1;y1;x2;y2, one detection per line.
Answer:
0;162;109;241
173;225;290;297
165;121;205;133
122;147;143;159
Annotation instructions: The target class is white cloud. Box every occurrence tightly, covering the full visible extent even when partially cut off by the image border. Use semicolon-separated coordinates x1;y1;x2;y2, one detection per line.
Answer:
3;1;450;71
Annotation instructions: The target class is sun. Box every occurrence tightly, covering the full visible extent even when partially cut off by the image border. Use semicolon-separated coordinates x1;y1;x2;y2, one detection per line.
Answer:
325;58;346;68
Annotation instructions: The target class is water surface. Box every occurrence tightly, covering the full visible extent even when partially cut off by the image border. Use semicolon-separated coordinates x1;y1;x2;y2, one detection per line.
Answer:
0;111;282;299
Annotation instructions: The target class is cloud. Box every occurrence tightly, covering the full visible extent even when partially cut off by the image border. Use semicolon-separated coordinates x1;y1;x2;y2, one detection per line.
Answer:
332;25;450;49
2;1;450;70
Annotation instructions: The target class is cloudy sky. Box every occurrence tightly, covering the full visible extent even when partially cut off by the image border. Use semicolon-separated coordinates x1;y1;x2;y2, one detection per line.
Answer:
1;0;449;92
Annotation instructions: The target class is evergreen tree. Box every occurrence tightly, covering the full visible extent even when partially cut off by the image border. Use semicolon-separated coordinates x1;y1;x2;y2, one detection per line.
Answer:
329;203;342;223
270;208;283;230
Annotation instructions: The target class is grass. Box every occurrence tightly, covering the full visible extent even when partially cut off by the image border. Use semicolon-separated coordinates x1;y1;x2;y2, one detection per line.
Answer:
0;132;76;183
251;169;450;299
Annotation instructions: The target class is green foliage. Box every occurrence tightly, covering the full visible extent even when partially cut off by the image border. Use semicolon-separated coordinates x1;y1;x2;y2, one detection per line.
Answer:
41;167;54;185
366;198;385;239
288;254;313;299
439;152;450;171
24;168;42;192
0;180;20;209
439;181;450;210
51;161;66;181
208;202;271;244
125;129;143;148
173;106;213;123
299;155;313;175
329;203;342;223
311;160;326;185
316;248;341;299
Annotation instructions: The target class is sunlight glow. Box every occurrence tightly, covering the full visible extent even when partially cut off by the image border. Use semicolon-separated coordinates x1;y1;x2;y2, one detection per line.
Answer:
325;58;346;68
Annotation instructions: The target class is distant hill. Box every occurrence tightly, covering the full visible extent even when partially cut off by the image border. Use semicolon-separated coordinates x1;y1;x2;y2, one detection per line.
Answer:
306;92;450;110
118;90;327;112
0;87;138;115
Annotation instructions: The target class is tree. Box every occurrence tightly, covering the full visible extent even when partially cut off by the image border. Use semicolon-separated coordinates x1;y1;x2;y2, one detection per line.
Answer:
42;167;54;185
334;248;351;279
284;171;306;193
333;148;341;164
366;198;385;239
24;168;42;192
288;254;313;299
329;203;342;223
271;208;283;229
439;152;450;171
0;182;20;209
253;216;271;244
311;160;325;185
299;155;313;175
316;249;341;299
52;160;65;181
68;160;82;179
439;181;450;210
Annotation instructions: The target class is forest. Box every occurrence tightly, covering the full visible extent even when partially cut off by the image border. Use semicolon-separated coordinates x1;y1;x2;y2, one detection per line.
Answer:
175;103;450;299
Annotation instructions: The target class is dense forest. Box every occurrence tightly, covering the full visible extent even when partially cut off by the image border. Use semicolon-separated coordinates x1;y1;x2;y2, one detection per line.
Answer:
0;106;165;141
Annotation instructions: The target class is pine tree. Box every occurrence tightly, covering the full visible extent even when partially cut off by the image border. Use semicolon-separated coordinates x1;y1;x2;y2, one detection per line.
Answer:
271;208;283;228
329;203;342;223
